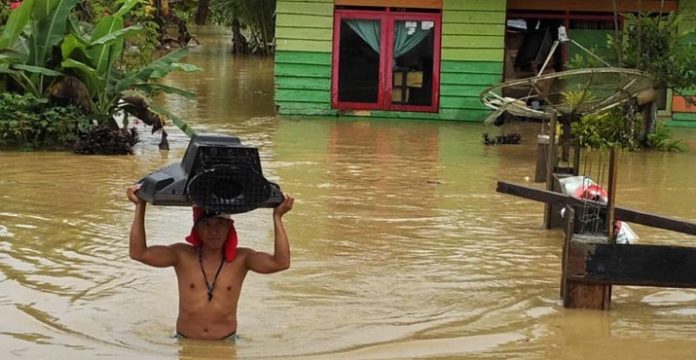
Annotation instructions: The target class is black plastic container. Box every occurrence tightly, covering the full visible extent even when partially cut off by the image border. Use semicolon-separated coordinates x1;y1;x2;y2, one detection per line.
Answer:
137;133;283;213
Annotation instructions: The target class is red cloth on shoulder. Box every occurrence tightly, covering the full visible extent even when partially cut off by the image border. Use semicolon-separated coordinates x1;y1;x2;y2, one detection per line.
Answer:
185;206;238;262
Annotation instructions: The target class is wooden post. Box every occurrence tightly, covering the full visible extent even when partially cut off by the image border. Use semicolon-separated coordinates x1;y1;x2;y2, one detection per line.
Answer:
607;148;618;243
497;180;696;310
564;236;613;309
561;204;612;310
599;147;619;309
560;205;574;298
534;134;550;182
544;113;558;229
572;138;581;176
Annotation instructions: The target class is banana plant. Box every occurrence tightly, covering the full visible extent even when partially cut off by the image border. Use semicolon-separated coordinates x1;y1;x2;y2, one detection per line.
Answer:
0;0;198;147
0;0;78;96
60;0;200;133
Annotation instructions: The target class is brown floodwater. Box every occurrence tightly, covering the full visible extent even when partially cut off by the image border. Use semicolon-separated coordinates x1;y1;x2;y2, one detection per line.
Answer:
1;26;696;359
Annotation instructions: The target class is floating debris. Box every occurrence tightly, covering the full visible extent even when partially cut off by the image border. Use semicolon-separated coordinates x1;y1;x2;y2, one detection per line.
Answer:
482;133;521;145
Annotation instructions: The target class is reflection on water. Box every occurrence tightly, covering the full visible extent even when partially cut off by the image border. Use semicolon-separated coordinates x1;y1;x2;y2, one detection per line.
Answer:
1;26;696;359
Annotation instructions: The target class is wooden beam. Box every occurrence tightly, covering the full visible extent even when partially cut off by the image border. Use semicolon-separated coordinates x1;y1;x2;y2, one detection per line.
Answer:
507;0;679;13
613;208;696;235
567;242;696;288
496;181;696;235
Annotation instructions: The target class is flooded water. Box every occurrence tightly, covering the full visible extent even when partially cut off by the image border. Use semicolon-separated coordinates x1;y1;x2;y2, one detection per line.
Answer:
2;27;696;359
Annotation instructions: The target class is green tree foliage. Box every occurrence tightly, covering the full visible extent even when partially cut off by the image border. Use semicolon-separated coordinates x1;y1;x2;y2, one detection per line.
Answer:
572;108;640;150
572;106;685;151
0;0;77;97
646;122;686;152
0;0;199;152
565;11;691;152
608;12;696;92
0;92;90;149
75;0;160;68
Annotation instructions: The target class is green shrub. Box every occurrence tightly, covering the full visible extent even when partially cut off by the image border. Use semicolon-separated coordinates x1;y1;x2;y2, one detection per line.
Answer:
0;93;90;150
572;107;640;150
646;122;686;152
572;106;685;152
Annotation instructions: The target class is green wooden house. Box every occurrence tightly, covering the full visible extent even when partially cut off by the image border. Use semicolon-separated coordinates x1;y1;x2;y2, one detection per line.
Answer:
274;0;696;126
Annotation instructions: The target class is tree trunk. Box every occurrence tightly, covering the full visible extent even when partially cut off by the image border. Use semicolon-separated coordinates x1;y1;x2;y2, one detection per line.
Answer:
636;87;658;145
639;101;658;146
231;18;248;54
195;0;210;25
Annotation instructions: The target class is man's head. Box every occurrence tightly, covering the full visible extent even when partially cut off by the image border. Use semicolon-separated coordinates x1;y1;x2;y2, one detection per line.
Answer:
185;207;239;261
194;209;233;224
193;208;233;249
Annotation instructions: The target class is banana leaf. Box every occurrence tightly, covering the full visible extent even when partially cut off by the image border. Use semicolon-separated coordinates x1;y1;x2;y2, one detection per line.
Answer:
30;0;78;67
88;16;125;76
13;64;63;77
114;0;141;18
133;83;197;98
90;24;143;47
0;67;39;95
61;33;86;60
151;62;201;78
0;0;35;49
32;0;59;20
115;48;195;90
149;103;197;138
0;49;28;64
66;16;90;47
61;58;102;95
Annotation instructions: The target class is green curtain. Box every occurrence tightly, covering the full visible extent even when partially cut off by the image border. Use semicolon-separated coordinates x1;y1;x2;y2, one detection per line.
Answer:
346;19;381;53
393;20;432;58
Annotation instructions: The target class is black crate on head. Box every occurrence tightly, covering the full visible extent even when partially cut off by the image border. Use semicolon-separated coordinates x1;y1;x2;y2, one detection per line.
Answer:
184;135;269;213
137;133;283;213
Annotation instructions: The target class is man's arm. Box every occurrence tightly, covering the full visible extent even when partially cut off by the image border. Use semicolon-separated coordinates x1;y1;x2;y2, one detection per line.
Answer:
127;184;178;268
246;193;294;274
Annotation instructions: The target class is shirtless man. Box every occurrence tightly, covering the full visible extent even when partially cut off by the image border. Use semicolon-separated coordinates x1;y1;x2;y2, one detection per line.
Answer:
126;184;294;340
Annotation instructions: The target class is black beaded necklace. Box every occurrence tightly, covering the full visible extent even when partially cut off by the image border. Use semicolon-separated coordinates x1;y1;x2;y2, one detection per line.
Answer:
198;247;225;301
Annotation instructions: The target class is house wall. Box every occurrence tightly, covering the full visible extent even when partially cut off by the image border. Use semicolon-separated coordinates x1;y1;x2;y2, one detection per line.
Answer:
275;0;335;115
434;0;505;121
274;0;696;126
671;0;696;127
274;0;508;121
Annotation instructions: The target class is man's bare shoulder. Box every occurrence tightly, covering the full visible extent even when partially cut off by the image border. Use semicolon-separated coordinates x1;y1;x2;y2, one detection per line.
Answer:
235;247;256;257
169;242;196;256
236;247;265;263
